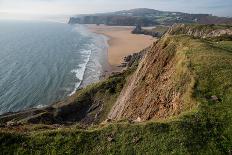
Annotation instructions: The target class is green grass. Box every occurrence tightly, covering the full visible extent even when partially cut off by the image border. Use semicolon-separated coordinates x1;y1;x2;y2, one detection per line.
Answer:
151;25;169;34
1;34;232;154
170;24;232;41
57;65;137;124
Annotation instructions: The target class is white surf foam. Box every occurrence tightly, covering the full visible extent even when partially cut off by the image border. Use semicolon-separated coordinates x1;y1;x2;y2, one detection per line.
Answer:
68;24;110;96
35;104;47;109
68;49;92;96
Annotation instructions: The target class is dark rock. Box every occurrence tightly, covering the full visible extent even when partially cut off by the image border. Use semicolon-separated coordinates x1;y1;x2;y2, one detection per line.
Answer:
107;136;114;142
123;48;148;68
105;118;112;123
124;55;132;62
211;95;218;101
132;137;141;143
132;24;143;34
6;121;17;127
0;124;5;128
134;117;142;122
211;95;221;102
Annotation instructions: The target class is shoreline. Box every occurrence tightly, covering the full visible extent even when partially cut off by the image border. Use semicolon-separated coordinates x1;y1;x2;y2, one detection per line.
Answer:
86;24;155;73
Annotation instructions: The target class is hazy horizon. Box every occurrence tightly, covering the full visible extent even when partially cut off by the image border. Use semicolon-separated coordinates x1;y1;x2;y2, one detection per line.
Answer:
0;0;232;21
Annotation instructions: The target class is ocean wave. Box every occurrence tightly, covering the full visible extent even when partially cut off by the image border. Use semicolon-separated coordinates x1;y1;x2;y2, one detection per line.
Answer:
68;24;109;97
68;49;92;96
35;104;47;109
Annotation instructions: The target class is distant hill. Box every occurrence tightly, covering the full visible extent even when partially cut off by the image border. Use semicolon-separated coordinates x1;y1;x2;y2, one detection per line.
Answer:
68;8;232;26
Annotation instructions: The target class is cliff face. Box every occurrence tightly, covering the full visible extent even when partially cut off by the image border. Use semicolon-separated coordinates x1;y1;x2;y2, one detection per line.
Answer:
0;72;130;125
69;16;158;26
108;34;195;121
108;24;232;121
168;24;232;39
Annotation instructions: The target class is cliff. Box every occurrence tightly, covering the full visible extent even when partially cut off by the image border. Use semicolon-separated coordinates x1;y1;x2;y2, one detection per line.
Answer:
168;24;232;39
108;24;232;122
0;70;133;125
1;24;232;154
69;8;232;26
132;25;169;37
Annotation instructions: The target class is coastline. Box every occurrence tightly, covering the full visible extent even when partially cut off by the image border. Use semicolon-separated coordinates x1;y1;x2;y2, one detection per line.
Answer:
74;24;111;88
86;24;155;73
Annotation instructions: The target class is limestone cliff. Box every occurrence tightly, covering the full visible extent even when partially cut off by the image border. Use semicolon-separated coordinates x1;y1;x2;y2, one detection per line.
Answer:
168;24;232;39
108;24;232;121
108;34;195;121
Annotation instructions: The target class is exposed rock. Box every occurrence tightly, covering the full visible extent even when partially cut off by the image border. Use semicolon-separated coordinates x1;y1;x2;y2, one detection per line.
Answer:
168;24;232;40
87;101;101;113
211;95;221;102
211;95;219;101
104;119;112;123
132;137;141;144
123;48;148;68
107;136;114;142
134;117;142;123
6;121;17;127
108;30;195;121
1;23;230;127
132;24;143;34
108;24;231;122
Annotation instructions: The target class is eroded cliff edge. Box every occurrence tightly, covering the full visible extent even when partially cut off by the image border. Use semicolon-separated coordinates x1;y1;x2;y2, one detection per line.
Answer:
1;24;232;154
0;24;232;126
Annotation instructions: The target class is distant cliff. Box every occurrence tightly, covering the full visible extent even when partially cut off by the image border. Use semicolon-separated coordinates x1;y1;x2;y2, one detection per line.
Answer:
69;15;159;26
68;8;232;26
168;24;232;39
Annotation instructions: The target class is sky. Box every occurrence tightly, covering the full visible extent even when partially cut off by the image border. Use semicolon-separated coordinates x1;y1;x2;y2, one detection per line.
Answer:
0;0;231;21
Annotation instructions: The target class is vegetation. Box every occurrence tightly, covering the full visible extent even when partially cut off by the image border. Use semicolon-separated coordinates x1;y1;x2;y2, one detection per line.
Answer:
1;25;232;154
0;64;137;125
70;66;137;124
170;24;232;41
69;8;232;26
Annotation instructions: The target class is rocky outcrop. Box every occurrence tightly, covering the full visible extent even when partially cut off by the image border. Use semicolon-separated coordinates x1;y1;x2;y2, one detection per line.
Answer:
108;24;232;121
132;25;143;34
132;25;169;38
123;47;148;68
168;24;232;39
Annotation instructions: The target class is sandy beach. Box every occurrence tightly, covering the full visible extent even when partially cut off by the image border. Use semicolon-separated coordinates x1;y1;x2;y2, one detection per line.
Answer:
87;25;155;67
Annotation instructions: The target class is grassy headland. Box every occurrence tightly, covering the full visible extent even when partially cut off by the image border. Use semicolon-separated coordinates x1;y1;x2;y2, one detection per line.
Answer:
1;24;232;154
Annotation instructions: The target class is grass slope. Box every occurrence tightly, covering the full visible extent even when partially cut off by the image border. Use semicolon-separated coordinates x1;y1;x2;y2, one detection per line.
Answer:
1;35;232;154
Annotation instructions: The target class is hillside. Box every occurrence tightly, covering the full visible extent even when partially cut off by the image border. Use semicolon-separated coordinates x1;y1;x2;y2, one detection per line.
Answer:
68;8;232;26
1;24;232;154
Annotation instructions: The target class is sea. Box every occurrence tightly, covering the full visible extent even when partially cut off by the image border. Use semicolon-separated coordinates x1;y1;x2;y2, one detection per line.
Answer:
0;20;109;114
